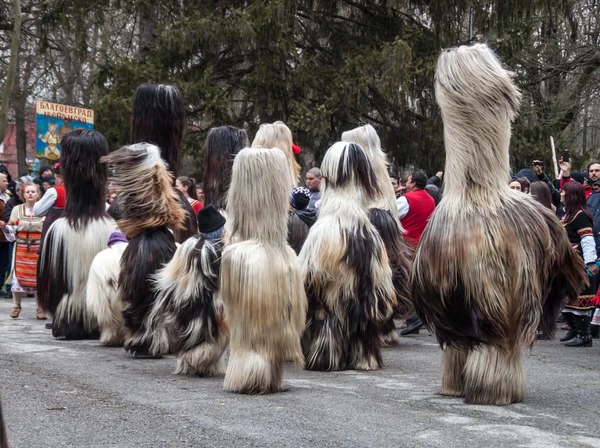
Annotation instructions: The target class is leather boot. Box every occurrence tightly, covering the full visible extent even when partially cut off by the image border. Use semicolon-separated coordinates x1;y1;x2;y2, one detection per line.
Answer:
565;315;593;347
559;312;577;342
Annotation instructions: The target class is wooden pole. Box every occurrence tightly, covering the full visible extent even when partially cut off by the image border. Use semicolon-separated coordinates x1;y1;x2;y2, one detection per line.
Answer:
550;136;559;178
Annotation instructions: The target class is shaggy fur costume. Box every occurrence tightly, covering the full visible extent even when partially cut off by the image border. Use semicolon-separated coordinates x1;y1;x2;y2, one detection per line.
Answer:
221;148;307;394
147;236;227;375
251;122;300;187
101;143;185;357
342;124;413;346
130;83;197;243
411;44;586;405
203;126;248;211
38;130;115;339
299;142;396;371
86;238;128;346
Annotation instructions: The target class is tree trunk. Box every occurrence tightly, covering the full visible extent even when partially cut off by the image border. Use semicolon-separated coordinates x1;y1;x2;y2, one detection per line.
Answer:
15;92;27;177
0;0;22;145
137;3;157;60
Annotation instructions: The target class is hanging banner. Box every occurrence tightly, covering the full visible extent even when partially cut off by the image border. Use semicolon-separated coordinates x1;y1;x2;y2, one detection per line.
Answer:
35;101;94;162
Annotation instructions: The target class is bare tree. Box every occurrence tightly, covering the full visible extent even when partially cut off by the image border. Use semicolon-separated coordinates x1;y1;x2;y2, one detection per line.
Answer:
0;0;21;145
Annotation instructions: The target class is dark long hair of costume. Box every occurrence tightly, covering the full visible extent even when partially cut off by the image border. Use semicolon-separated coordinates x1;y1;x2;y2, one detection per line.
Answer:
102;143;185;357
203;125;248;211
221;147;307;394
410;43;586;405
146;236;227;375
299;142;396;371
38;130;115;339
130;83;197;242
342;125;413;346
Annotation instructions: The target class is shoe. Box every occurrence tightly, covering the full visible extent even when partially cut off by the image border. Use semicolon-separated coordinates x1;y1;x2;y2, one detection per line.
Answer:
401;317;423;336
559;312;577;342
591;325;599;339
565;315;593;347
10;305;21;318
36;309;47;320
45;322;53;329
6;291;12;299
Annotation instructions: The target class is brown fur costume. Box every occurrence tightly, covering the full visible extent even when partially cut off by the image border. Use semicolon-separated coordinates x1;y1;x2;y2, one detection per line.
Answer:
411;44;586;405
221;147;307;394
101;143;185;357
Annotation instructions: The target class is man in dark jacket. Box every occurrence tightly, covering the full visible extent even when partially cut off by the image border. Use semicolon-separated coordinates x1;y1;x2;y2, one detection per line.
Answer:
520;160;561;207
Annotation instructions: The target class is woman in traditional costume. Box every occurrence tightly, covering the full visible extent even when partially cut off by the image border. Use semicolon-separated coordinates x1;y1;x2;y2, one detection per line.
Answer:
559;181;597;347
9;183;45;319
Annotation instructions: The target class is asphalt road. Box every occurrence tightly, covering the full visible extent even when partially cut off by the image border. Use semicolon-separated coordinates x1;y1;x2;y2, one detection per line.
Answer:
1;297;599;448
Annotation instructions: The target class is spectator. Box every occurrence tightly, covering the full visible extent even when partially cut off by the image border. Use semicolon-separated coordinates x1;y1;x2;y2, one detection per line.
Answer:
176;176;203;214
0;165;16;195
287;187;316;254
425;184;442;206
0;174;10;298
530;181;553;210
517;177;531;194
397;172;435;246
8;183;46;320
559;181;597;347
427;171;443;187
530;159;560;206
196;183;205;204
397;172;435;336
3;177;28;299
389;173;401;198
305;167;322;211
509;179;522;191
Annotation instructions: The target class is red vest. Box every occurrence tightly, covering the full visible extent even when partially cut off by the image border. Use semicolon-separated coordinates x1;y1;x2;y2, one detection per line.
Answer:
401;189;435;246
53;185;66;209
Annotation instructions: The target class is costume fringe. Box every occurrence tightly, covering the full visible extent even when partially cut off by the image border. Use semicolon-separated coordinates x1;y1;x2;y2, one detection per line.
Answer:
221;242;306;393
147;236;228;375
120;228;177;356
38;217;115;339
368;208;414;345
300;142;396;371
221;148;306;394
86;242;128;346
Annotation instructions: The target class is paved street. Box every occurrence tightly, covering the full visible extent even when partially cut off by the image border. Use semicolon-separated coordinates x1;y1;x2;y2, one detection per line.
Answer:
1;297;599;447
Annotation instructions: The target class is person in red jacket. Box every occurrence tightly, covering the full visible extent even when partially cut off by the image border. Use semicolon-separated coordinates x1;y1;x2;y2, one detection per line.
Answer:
397;171;435;247
397;171;435;336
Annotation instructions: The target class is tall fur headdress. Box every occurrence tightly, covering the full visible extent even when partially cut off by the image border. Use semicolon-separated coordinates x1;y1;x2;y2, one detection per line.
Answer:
101;143;185;239
435;44;521;207
226;147;291;243
203;125;249;211
251;121;300;187
341;124;397;213
130;84;185;179
319;141;379;208
60;130;109;230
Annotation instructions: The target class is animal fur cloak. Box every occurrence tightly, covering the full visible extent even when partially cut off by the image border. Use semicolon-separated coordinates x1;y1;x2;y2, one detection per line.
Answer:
101;143;185;357
342;125;413;346
146;236;227;375
86;232;128;346
38;130;115;339
411;44;586;405
221;147;307;394
299;142;396;371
